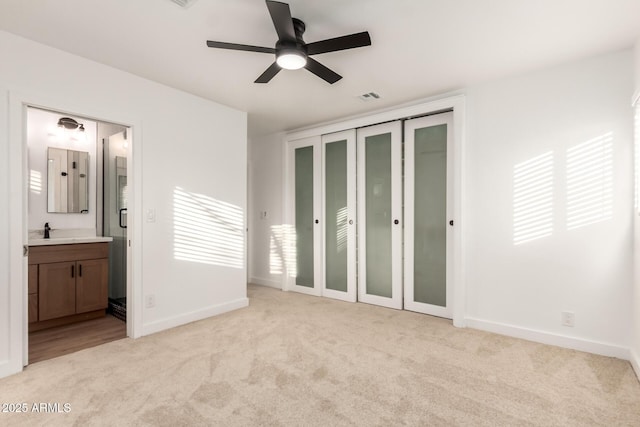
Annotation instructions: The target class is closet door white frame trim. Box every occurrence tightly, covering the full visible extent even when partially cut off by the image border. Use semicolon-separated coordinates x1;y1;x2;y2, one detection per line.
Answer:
284;95;466;327
284;136;322;296
404;112;454;318
357;121;403;309
321;130;357;302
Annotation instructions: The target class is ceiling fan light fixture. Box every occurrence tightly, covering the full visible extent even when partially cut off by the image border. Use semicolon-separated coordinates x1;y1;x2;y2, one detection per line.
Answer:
276;50;307;70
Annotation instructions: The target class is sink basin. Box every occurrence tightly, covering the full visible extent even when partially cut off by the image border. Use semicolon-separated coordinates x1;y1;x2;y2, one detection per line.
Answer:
28;236;114;246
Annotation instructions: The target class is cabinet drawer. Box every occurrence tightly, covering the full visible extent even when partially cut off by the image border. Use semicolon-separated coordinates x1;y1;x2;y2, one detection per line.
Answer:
29;243;109;265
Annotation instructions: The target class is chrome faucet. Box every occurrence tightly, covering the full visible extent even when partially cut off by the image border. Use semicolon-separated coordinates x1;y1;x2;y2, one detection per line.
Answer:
44;222;51;239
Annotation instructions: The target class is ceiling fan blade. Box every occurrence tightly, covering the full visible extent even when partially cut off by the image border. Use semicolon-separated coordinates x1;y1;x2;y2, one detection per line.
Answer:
255;62;282;83
266;0;296;42
306;31;371;55
206;41;275;54
304;58;342;84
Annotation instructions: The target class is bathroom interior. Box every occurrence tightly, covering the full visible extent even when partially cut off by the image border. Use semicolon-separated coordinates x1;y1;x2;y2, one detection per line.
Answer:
27;106;130;363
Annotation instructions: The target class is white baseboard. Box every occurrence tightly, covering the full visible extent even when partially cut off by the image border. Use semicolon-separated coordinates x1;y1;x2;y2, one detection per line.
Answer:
249;276;282;289
630;348;640;380
465;317;630;360
0;359;23;380
142;297;249;336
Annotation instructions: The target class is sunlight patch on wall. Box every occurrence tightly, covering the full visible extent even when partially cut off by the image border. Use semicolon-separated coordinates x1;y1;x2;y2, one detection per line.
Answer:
269;227;283;275
513;151;554;245
173;187;244;269
270;224;296;277
566;132;613;230
29;169;42;195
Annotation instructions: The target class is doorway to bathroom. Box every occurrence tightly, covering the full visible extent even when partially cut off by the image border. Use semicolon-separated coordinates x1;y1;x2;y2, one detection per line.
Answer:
26;106;131;363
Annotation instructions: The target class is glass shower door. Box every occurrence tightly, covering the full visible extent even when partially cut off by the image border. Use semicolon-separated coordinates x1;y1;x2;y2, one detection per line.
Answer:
357;122;402;309
103;130;128;320
403;113;453;318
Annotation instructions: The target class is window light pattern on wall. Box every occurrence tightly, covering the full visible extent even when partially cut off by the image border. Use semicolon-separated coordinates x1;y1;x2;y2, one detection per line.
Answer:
30;170;42;195
173;186;244;269
566;132;613;230
513;151;554;245
270;224;297;277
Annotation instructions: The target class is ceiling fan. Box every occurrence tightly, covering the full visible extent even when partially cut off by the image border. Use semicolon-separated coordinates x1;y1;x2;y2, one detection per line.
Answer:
206;0;371;84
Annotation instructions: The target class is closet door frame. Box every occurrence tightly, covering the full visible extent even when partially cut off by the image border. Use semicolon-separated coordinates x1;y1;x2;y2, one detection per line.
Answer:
284;95;466;327
285;136;323;296
357;121;403;309
404;112;454;318
321;130;357;302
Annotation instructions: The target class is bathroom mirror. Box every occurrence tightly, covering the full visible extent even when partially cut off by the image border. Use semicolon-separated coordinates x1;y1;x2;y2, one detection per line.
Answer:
47;147;90;213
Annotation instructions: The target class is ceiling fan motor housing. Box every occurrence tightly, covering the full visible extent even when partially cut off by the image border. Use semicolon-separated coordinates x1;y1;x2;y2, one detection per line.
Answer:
276;18;308;61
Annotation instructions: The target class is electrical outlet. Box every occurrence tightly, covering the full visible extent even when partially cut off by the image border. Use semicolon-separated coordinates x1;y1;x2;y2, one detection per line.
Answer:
561;311;575;327
145;294;156;308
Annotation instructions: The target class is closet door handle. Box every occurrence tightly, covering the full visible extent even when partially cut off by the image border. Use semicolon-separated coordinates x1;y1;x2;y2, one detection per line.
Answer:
79;264;82;277
394;219;399;225
71;265;74;278
315;219;319;224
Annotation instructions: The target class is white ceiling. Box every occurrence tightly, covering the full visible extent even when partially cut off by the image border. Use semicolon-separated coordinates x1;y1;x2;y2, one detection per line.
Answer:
1;0;639;138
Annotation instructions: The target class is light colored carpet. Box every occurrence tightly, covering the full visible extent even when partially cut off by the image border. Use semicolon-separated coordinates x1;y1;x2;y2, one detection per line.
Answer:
1;284;639;426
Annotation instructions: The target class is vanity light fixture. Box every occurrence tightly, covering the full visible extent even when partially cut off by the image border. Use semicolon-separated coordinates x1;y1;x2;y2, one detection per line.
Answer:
57;117;85;132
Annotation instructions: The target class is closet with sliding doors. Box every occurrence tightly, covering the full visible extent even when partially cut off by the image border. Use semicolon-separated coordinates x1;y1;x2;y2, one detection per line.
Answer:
283;98;462;321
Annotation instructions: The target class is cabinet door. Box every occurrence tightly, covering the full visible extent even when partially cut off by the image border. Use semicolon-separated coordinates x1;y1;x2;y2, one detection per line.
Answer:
39;261;76;321
76;258;109;313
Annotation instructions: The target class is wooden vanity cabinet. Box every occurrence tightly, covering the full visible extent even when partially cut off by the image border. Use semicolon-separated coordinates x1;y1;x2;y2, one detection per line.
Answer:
28;264;38;323
28;242;109;331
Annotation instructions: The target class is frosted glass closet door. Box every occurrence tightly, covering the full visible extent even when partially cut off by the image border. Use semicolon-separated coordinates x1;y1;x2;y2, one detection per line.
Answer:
357;122;402;309
322;130;356;302
404;112;453;318
288;137;322;296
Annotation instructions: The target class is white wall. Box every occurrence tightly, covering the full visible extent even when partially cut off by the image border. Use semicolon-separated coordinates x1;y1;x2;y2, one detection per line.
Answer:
631;37;640;375
27;107;98;232
250;49;635;358
0;30;248;378
465;50;633;357
248;132;285;288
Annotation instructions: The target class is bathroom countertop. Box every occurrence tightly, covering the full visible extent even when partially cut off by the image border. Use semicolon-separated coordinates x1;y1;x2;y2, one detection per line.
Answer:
29;236;114;246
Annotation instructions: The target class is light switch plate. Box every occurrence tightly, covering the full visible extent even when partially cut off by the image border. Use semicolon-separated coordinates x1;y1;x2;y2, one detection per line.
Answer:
146;208;156;223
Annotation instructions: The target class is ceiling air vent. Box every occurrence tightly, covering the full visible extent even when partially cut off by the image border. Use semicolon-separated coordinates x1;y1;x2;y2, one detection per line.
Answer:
169;0;198;9
358;92;381;102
